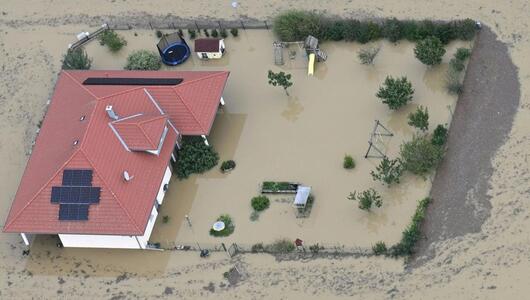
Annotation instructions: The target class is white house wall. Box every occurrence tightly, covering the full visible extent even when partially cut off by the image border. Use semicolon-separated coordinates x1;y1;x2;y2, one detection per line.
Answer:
156;166;172;205
196;52;222;59
59;205;159;249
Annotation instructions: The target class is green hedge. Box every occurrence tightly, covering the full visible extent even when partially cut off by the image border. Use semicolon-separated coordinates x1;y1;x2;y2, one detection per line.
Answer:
273;11;477;43
389;197;431;257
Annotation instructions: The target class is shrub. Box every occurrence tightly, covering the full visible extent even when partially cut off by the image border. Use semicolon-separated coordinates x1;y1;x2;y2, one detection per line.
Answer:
358;47;380;65
220;28;228;38
389;197;431;257
453;18;477;40
433;22;455;44
124;50;161;70
371;157;404;186
203;29;210;37
209;214;235;237
155;30;163;38
376;76;414;110
372;241;387;255
400;135;444;177
62;47;92;70
431;124;448;146
251;243;265;252
220;160;236;172
382;18;403;42
98;30;127;52
323;20;346;41
347;188;383;211
251;196;270;212
401;20;419;41
267;70;293;96
211;29;219;38
188;29;197;39
174;136;219;179
445;67;464;95
449;57;465;72
342;20;361;41
230;28;239;37
262;181;296;192
357;21;382;44
455;47;471;60
415;20;436;41
266;239;295;253
273;10;322;41
408;106;429;132
162;215;169;223
343;155;355;169
309;243;324;253
414;36;446;66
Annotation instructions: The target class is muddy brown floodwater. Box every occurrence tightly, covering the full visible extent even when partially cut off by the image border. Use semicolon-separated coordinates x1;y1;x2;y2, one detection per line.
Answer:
1;0;530;299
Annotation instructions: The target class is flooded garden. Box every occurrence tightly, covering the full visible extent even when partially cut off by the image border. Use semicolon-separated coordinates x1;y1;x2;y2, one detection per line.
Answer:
81;29;471;248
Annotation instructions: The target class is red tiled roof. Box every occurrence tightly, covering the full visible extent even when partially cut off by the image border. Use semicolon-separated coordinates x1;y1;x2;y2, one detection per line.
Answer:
112;114;168;151
3;70;229;235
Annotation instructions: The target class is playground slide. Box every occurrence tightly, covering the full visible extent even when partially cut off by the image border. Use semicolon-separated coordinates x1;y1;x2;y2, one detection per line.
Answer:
308;53;315;76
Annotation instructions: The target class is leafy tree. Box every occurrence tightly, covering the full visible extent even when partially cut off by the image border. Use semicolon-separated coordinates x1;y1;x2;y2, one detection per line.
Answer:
347;188;382;211
414;36;446;66
268;70;293;96
174;136;219;179
400;135;444;177
408;106;429;131
371;157;404;186
251;196;270;211
358;47;380;65
376;76;414;110
124;50;161;70
431;124;448;146
62;47;92;70
98;30;127;52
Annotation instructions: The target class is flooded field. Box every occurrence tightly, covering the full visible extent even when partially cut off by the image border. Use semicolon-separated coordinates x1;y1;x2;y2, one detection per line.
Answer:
81;29;469;247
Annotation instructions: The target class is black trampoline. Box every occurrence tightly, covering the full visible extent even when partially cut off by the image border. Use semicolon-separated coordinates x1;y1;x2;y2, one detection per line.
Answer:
157;32;191;66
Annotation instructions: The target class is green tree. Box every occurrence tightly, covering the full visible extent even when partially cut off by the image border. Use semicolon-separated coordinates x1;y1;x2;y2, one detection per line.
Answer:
268;70;293;96
124;50;161;70
347;188;383;211
408;106;429;131
414;36;446;66
376;76;414;110
400;135;444;177
62;47;92;70
431;124;448;146
371;157;404;186
98;30;127;52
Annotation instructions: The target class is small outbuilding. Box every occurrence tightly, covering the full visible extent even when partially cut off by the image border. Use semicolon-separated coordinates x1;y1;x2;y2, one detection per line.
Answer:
194;38;225;59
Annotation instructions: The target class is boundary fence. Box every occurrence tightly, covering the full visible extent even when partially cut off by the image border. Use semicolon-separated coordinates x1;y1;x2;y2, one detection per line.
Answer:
104;18;272;31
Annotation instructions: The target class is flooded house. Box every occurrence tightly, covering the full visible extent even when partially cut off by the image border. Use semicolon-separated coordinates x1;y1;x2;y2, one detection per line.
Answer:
3;70;229;249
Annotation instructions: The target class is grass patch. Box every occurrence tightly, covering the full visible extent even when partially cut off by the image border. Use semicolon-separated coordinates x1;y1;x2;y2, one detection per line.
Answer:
209;214;235;237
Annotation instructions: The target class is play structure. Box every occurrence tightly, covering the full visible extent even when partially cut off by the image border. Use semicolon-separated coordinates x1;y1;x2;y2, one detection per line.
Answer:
273;35;327;76
68;24;109;50
157;32;191;66
364;120;394;159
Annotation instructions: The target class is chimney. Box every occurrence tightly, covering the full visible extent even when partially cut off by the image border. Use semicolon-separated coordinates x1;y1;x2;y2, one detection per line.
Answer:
106;105;118;120
123;171;134;182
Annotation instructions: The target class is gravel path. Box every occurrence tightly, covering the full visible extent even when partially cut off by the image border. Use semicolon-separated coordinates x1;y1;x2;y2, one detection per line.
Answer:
412;26;520;267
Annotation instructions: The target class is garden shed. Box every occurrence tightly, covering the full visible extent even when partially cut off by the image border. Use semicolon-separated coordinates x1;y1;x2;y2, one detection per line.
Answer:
157;32;191;66
194;38;226;59
293;186;312;209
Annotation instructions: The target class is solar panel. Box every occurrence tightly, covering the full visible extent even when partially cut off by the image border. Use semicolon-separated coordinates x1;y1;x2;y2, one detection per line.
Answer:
62;169;93;186
51;186;101;204
82;77;183;86
59;204;89;221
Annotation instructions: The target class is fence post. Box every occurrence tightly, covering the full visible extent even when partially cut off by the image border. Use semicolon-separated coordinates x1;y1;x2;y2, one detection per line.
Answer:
264;20;268;30
195;21;200;31
218;21;222;29
240;20;245;30
149;21;153;30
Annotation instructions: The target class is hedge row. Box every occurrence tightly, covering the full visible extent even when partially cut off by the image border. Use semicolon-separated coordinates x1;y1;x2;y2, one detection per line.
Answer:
273;11;477;43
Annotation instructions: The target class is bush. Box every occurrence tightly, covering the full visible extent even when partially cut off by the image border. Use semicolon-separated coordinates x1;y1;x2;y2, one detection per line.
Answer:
343;155;355;169
455;47;471;60
400;135;444;177
162;215;169;223
273;10;322;41
155;30;163;38
357;22;382;44
220;160;236;172
445;67;464;95
372;241;387;255
220;28;228;38
209;214;235;237
230;28;239;37
203;29;210;37
389;197;431;257
211;29;219;38
382;18;403;42
251;243;265;252
376;76;414;110
62;47;92;70
309;243;324;253
449;57;465;72
348;188;383;211
188;29;197;39
262;181;296;192
408;106;429;131
371;157;404;186
453;18;477;40
358;47;380;65
414;36;446;66
266;239;295;253
251;195;270;212
431;124;448;146
174;136;219;179
322;20;346;41
124;50;161;70
98;30;127;52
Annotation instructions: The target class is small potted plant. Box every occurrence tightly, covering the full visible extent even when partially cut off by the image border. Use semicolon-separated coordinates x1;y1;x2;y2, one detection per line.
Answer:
220;160;236;173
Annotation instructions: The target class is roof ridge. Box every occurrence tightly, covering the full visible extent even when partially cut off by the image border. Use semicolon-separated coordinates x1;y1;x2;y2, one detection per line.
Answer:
174;71;229;88
80;148;143;234
97;86;144;102
172;88;207;133
135;122;158;149
4;149;82;230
